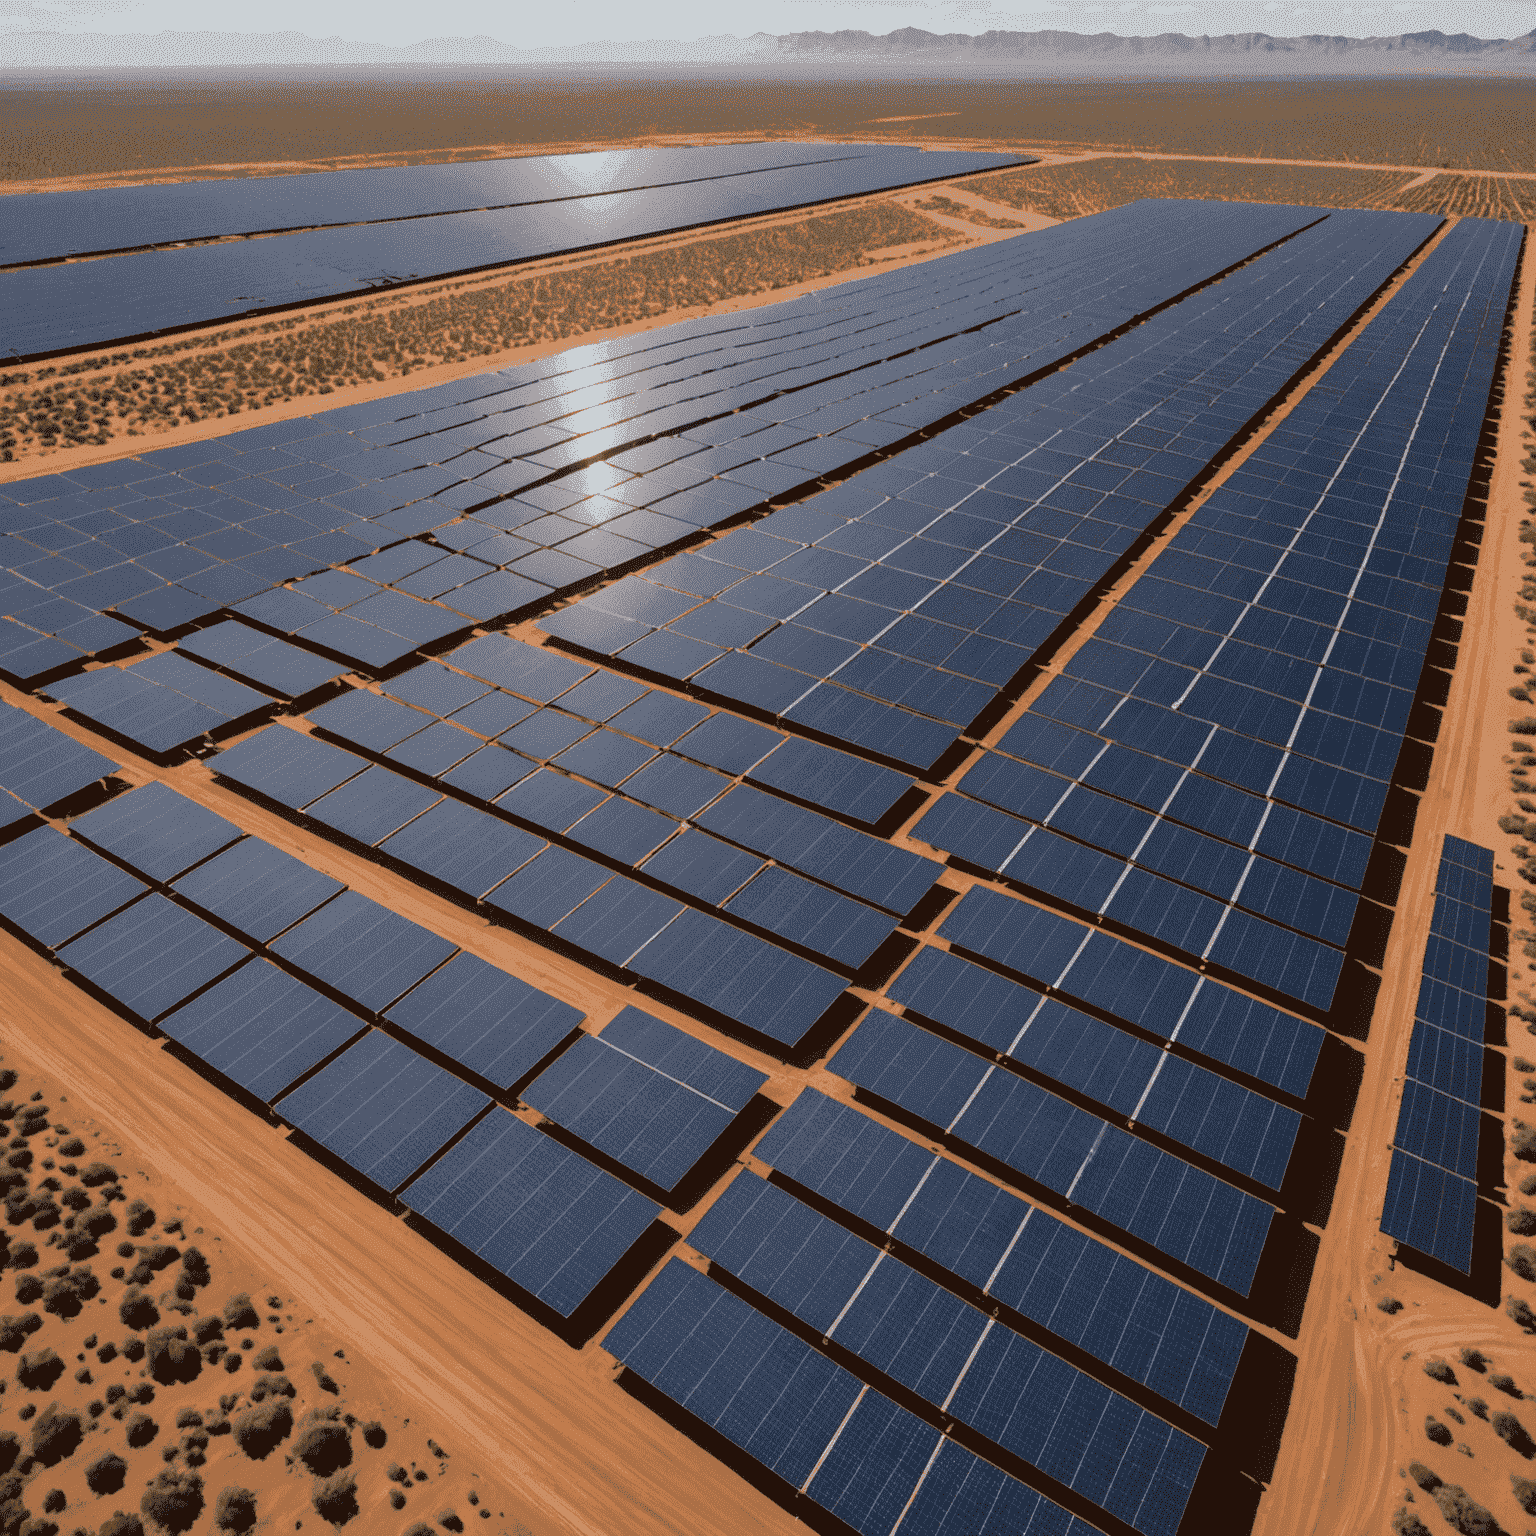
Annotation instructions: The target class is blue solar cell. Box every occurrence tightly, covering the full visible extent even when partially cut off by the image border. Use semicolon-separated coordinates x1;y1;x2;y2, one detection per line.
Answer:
158;959;364;1102
57;892;249;1023
525;1010;765;1190
384;949;582;1088
277;1031;489;1193
400;1107;658;1316
69;781;241;883
1380;1149;1476;1273
172;835;343;942
0;702;117;811
271;889;456;1014
0;824;146;947
213;724;367;810
306;764;442;848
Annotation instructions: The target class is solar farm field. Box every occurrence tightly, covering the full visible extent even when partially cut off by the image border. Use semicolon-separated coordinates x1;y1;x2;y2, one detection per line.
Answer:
0;131;1532;1536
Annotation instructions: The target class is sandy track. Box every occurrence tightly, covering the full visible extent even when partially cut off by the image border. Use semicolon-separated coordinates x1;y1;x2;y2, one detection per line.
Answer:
1250;214;1536;1536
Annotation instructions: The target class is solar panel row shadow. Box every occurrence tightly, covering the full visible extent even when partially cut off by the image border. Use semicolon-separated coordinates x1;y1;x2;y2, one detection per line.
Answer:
692;1171;1204;1536
754;1089;1248;1427
605;1257;1108;1536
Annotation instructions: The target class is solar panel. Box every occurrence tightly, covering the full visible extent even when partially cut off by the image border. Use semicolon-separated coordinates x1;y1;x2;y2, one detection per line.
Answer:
158;958;364;1102
56;892;249;1024
0;701;116;810
212;725;367;810
275;1030;489;1193
178;619;349;698
1380;1149;1477;1273
171;835;344;943
376;798;545;900
0;824;146;947
830;1008;1274;1295
68;781;241;883
400;1107;658;1318
383;950;583;1089
523;1006;765;1191
270;889;455;1015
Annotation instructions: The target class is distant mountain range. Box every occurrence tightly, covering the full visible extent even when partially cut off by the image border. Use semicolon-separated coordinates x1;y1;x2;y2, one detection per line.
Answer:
4;25;1536;71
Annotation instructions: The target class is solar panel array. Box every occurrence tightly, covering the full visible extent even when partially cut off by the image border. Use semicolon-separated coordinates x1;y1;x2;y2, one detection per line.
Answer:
2;143;1025;267
3;145;1034;359
919;218;1520;1013
607;1258;1107;1536
1;192;1521;1536
692;1170;1204;1536
1379;835;1494;1272
550;210;1435;771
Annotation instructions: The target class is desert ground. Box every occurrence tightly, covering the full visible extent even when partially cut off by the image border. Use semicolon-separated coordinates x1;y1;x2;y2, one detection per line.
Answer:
1;73;1534;1536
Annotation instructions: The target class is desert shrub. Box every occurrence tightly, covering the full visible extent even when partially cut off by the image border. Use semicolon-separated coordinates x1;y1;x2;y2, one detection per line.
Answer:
1459;1348;1489;1372
1508;1244;1536;1282
125;1414;156;1449
0;1434;16;1475
7;1245;35;1272
1470;1396;1489;1418
0;1315;40;1353
294;1420;351;1477
221;1295;257;1331
127;1383;153;1406
1493;1371;1525;1397
390;1490;406;1510
120;1339;144;1364
1509;1208;1536;1236
144;1328;199;1386
1430;1483;1499;1536
1425;1358;1457;1384
1409;1461;1441;1490
17;1349;62;1389
173;1410;201;1431
310;1473;357;1527
85;1453;127;1494
402;1526;435;1536
212;1487;256;1533
1494;1409;1535;1454
1426;1415;1454;1445
359;1420;385;1449
309;1362;339;1395
132;1245;177;1276
190;1317;221;1347
98;1516;144;1536
1515;1123;1536;1161
29;1406;82;1466
118;1289;156;1330
81;1209;115;1240
78;1164;115;1188
437;1512;463;1533
13;1277;40;1306
250;1346;281;1372
41;1268;96;1319
139;1470;202;1533
1513;1474;1536;1514
123;1203;153;1238
41;1489;63;1513
1508;1296;1536;1332
231;1401;291;1461
248;1374;292;1403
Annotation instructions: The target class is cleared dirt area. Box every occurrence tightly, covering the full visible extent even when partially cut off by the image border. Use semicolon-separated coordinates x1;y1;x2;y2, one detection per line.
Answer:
5;75;1536;184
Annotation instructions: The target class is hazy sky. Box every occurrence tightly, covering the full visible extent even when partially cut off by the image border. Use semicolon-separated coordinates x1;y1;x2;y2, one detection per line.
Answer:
5;0;1536;49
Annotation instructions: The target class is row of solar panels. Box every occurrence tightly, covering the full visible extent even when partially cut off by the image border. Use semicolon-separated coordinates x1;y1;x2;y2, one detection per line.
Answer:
545;208;1438;772
2;146;1035;358
607;1080;1262;1536
0;200;1331;700
0;769;776;1312
4;143;1025;267
914;217;1522;1016
0;734;1251;1536
1379;835;1495;1273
